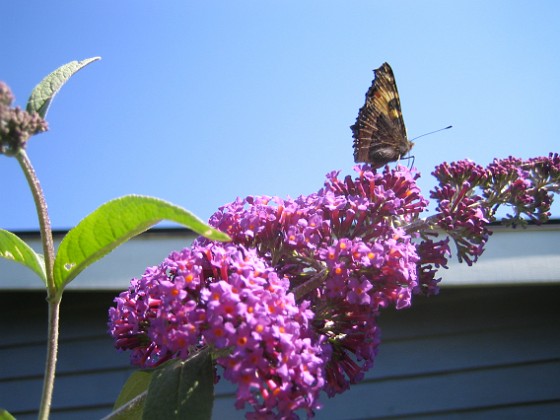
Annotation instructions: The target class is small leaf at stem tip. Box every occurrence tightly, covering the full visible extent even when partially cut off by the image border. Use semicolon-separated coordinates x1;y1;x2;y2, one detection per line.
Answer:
0;229;46;284
26;57;101;118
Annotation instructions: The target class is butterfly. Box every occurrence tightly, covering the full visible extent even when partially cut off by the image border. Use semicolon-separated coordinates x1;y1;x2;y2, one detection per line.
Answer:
351;62;413;168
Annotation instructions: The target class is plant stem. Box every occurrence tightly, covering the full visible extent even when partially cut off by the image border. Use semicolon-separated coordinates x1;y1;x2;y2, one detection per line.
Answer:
16;149;58;420
16;150;55;289
40;295;61;420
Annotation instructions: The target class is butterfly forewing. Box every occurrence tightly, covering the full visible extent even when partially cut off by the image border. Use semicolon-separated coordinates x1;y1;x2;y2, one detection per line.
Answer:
351;62;413;167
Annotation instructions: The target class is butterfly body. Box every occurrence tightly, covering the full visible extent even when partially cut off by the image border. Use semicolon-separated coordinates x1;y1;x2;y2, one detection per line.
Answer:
351;62;413;167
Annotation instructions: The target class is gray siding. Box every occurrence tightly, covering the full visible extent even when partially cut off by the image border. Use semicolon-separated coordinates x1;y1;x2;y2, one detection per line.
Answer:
1;285;559;419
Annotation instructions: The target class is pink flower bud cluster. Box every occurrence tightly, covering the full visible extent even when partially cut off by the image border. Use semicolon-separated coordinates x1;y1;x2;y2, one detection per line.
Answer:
0;82;48;156
431;154;560;264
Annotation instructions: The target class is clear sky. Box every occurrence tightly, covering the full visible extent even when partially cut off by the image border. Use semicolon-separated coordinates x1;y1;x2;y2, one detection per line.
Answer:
2;1;559;232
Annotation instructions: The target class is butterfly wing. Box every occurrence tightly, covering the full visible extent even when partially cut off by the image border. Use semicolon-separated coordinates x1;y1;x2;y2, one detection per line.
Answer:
351;62;413;167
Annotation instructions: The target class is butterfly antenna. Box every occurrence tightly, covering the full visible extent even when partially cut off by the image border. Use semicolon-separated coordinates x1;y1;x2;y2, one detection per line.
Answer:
411;125;452;141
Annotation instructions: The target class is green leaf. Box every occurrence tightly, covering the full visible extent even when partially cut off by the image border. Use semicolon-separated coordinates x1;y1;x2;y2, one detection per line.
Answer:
109;370;153;419
0;408;16;420
114;370;152;410
26;57;101;118
143;348;214;420
53;195;229;292
0;229;46;283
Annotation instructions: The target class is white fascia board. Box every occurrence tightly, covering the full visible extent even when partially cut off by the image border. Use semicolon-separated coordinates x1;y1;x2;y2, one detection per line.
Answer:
1;224;559;290
441;224;560;286
0;229;197;291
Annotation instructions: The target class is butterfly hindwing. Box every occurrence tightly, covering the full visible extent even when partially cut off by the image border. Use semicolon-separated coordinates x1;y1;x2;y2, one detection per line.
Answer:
351;62;413;167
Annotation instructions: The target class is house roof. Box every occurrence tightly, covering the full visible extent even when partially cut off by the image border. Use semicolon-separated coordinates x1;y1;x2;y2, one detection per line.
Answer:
441;222;560;286
2;222;559;290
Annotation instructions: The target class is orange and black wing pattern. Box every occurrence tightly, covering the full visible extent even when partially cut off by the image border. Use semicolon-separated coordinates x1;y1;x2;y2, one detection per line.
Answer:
351;62;413;167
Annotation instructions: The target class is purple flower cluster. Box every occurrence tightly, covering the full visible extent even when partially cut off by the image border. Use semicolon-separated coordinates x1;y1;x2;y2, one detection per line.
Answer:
430;160;489;265
110;165;438;417
109;242;328;418
485;155;560;224
430;154;560;264
0;82;48;156
109;156;560;418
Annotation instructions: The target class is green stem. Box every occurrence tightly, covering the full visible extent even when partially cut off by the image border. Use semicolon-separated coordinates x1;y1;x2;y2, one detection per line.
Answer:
41;295;61;420
404;215;438;235
16;149;58;420
292;268;328;301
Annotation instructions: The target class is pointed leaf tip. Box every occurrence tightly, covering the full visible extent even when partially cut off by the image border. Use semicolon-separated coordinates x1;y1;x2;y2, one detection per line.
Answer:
53;195;229;292
26;57;101;118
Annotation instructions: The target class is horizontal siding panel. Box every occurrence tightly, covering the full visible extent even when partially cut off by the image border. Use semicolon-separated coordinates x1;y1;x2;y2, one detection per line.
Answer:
379;286;560;340
211;325;560;393
1;286;558;419
312;360;560;419
0;292;115;346
0;337;130;379
368;325;560;378
14;408;113;420
2;369;131;417
212;360;560;419
406;401;560;419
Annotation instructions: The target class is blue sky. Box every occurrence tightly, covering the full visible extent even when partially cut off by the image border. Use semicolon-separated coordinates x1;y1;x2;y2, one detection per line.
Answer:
2;1;559;231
